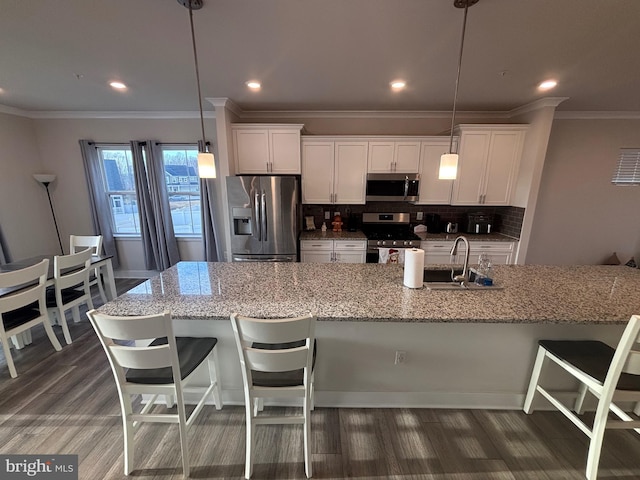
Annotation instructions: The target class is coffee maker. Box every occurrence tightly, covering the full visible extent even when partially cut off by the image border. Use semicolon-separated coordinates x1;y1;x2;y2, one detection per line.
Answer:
425;213;442;233
465;212;493;234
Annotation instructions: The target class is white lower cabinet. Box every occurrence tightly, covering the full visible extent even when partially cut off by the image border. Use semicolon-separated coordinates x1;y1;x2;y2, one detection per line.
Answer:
300;239;366;263
421;240;516;265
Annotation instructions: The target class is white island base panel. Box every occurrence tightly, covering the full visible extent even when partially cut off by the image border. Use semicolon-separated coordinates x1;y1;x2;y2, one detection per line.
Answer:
173;318;626;411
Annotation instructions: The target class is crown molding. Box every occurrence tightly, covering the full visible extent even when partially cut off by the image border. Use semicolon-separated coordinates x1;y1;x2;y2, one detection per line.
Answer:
0;104;29;117
554;111;640;120
206;97;242;117
1;99;640;121
234;109;511;120
508;97;569;117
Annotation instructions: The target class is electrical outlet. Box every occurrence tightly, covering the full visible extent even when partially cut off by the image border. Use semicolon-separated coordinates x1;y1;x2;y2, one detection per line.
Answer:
334;211;340;217
416;212;423;221
325;211;330;220
394;351;407;365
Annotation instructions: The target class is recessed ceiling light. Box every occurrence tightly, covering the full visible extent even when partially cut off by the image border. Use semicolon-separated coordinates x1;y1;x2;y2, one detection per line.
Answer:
110;81;127;90
538;79;558;91
0;87;4;94
246;81;261;90
390;80;406;91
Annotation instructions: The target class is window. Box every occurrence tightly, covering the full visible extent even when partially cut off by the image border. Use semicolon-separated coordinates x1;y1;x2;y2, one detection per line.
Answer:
612;148;640;186
161;146;202;235
97;146;140;234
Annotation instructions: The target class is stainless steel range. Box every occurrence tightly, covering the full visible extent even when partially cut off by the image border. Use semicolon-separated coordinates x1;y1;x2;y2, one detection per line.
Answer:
361;213;421;263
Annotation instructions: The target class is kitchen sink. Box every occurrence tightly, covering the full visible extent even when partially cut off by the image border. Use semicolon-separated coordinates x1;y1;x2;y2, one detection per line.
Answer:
422;268;503;290
423;268;462;283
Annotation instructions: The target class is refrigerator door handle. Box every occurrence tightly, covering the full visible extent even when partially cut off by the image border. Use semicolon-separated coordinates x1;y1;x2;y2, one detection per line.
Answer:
254;191;261;241
261;191;267;241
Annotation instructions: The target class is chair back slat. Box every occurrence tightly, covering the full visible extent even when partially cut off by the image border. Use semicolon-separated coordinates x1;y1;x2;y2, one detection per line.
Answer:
233;314;315;344
0;260;48;314
0;259;48;288
245;345;309;372
54;248;92;289
110;344;172;370
90;312;172;341
70;235;103;255
622;348;640;375
87;310;179;376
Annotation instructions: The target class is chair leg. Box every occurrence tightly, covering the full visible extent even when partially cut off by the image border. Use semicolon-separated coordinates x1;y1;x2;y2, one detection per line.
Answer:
176;398;190;477
208;347;223;410
58;308;72;345
524;346;547;413
72;305;81;323
304;393;312;478
585;400;610;480
96;268;108;304
121;398;135;475
1;335;18;378
245;399;254;479
42;313;62;352
574;383;589;414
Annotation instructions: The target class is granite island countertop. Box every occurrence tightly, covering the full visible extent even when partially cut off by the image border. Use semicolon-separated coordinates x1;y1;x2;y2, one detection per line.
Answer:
99;262;640;325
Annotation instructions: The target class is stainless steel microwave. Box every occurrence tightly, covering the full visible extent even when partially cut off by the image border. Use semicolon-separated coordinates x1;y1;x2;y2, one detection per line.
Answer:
365;173;420;202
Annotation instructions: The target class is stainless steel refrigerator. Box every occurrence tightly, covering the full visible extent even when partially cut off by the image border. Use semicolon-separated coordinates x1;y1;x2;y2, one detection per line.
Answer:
226;176;299;262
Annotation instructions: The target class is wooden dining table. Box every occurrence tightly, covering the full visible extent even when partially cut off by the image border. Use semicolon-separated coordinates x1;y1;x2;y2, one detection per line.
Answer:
0;253;116;348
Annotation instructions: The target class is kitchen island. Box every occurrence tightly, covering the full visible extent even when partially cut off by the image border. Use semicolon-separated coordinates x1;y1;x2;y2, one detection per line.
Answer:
99;262;640;409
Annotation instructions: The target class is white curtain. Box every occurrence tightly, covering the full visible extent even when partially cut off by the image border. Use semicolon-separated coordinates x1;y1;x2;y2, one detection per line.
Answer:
79;140;119;268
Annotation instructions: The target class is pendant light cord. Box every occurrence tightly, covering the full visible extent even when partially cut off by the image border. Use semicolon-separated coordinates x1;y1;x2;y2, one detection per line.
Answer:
448;2;470;154
188;1;207;152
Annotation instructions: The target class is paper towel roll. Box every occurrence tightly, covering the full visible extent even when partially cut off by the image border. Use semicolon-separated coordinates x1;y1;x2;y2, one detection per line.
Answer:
403;248;425;288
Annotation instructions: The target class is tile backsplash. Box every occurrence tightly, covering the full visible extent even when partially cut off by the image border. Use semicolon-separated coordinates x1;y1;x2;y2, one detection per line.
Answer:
303;203;525;239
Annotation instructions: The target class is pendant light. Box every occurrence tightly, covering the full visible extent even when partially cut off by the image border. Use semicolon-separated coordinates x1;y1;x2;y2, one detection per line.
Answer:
439;0;479;180
179;0;216;178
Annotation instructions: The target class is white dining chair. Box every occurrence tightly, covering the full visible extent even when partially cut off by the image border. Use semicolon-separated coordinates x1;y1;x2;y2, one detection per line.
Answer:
46;248;94;344
86;309;223;477
230;313;316;479
70;234;107;304
0;259;62;378
523;314;640;480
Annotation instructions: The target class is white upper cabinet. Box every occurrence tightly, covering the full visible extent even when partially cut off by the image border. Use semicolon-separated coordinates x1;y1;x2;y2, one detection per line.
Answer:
301;138;368;204
232;124;303;174
334;141;368;204
367;140;420;173
451;125;527;206
416;138;456;205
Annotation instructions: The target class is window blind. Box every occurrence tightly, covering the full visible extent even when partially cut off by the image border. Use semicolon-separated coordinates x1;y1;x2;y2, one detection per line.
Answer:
612;148;640;185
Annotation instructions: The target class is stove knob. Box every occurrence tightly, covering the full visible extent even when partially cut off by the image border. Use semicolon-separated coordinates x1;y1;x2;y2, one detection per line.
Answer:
404;241;409;246
392;240;398;246
377;240;382;246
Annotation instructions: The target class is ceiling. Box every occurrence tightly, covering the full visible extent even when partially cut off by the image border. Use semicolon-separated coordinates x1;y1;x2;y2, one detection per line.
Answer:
1;0;639;114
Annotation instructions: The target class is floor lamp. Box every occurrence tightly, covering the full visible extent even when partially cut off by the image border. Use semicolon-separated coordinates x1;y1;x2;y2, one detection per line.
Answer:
33;174;64;255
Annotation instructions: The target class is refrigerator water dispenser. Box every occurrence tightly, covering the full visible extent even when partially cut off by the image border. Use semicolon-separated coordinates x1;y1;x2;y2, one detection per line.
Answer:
232;208;253;235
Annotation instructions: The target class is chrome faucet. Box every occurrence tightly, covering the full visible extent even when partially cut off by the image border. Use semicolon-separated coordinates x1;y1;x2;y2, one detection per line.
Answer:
450;235;470;286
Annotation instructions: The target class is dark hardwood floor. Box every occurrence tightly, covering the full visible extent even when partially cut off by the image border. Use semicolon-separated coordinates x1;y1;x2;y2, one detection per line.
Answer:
1;278;640;479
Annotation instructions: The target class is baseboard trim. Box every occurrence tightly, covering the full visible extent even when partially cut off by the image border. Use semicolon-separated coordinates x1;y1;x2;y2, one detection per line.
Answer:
181;389;533;410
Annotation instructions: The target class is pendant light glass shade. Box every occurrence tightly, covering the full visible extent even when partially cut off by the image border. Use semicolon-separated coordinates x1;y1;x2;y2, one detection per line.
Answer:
439;153;459;180
197;152;216;178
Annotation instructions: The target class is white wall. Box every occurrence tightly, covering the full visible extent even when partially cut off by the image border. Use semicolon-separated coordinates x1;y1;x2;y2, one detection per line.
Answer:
0;112;55;260
526;119;640;265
